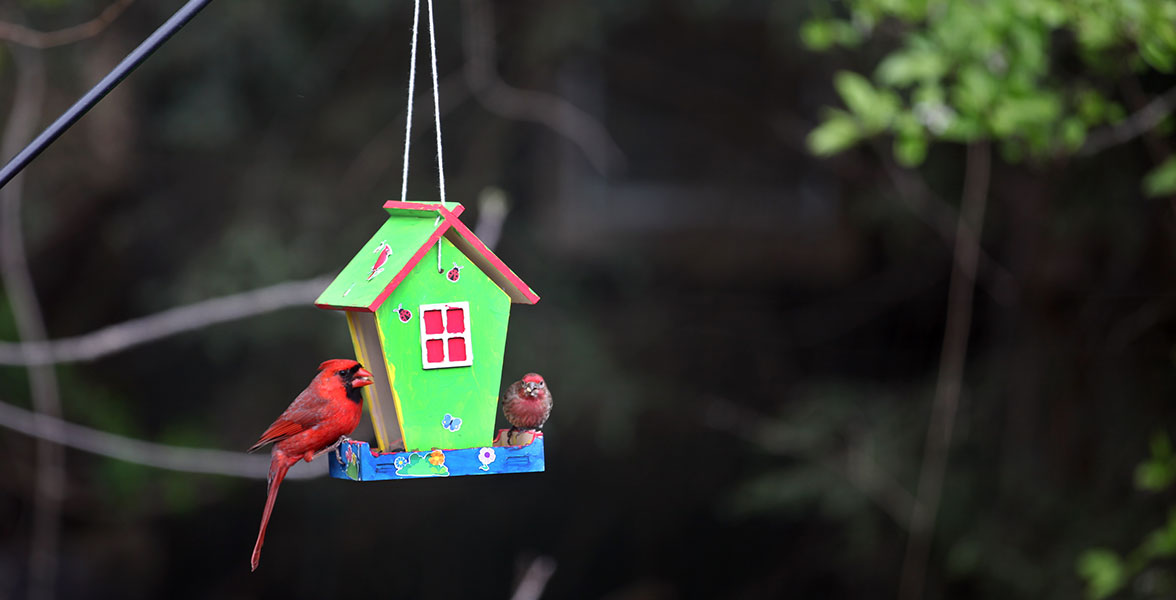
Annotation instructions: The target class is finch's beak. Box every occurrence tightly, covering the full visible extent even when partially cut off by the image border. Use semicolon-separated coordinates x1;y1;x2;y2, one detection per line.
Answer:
352;368;374;388
524;382;536;394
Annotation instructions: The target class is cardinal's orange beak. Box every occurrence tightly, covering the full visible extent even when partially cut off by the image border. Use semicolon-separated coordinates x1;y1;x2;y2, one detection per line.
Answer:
352;368;374;388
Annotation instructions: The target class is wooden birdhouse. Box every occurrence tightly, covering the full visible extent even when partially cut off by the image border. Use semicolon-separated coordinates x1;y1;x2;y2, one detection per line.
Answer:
315;200;542;480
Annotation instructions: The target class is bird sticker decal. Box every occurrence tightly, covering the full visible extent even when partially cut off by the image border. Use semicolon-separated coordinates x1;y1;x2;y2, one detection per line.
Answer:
367;241;392;281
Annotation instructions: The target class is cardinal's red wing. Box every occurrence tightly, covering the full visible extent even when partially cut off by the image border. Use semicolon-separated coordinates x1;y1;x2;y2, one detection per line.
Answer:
248;419;306;452
248;386;332;452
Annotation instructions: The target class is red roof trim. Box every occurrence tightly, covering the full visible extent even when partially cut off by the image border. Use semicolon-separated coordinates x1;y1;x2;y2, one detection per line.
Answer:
366;218;455;311
382;201;465;219
438;206;540;305
314;302;372;313
349;201;535;310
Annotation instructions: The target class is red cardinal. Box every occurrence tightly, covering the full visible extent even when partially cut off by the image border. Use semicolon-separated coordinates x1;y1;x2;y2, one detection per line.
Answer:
248;359;373;571
501;373;553;432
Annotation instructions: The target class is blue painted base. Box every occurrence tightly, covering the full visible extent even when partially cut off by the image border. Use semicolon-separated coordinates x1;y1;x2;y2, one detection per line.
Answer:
328;431;545;481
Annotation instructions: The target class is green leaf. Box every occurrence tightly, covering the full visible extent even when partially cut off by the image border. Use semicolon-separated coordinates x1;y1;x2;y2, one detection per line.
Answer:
1106;102;1127;123
800;19;862;51
1060;117;1086;151
894;133;928;166
808;111;862;156
834;71;877;115
831;21;864;47
941;115;985;142
1144;510;1176;557
989;92;1062;138
1151;432;1173;459
953;65;1000;115
800;19;837;51
834;71;896;132
876;49;948;86
1143;157;1176;197
1141;37;1176;72
1077;549;1125;599
1135;460;1176;491
1077;89;1109;124
1032;0;1069;27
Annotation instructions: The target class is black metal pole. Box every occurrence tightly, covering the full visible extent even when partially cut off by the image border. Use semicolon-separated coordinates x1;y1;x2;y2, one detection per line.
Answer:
0;0;214;190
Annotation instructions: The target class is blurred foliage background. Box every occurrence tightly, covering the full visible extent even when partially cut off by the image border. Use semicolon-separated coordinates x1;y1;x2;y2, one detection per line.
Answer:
1;0;1175;598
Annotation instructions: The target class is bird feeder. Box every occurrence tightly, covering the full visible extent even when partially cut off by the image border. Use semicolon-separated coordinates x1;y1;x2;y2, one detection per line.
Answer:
314;200;542;480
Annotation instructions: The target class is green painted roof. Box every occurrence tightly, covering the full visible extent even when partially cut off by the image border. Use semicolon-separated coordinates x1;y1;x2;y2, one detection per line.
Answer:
315;215;442;310
316;201;539;311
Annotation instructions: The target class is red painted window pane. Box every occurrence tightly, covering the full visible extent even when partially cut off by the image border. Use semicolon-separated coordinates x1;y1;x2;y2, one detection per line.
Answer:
446;308;465;333
423;310;444;335
447;337;467;362
425;339;445;363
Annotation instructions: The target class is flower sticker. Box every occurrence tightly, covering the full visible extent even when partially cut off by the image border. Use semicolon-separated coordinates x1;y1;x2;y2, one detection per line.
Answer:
477;447;496;471
394;452;449;477
442;413;462;432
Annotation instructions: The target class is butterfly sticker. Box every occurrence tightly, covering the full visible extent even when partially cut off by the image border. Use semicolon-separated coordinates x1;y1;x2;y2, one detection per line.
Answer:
441;413;462;432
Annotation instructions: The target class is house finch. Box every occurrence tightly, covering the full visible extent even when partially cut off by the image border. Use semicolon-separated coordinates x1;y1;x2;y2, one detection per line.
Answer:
501;373;552;432
247;359;373;571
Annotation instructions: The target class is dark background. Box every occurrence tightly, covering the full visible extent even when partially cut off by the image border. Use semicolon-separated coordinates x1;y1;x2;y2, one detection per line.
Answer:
1;0;1174;598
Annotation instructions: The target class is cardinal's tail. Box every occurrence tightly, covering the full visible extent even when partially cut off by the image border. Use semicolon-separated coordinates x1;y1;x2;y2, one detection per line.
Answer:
251;457;292;571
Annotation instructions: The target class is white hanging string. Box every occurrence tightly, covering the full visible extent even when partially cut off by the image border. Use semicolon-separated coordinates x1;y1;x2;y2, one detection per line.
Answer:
399;0;448;207
425;0;447;206
397;0;420;204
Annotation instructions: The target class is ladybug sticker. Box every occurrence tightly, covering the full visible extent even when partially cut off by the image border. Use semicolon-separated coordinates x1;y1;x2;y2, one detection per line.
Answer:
446;263;463;282
397;303;412;323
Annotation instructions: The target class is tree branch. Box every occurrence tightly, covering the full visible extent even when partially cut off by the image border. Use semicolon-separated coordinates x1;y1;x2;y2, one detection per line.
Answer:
1081;85;1176;157
0;192;509;367
879;155;1017;306
0;0;135;49
898;141;992;600
0;43;64;600
0;396;320;479
473;186;510;251
459;0;625;176
0;276;333;366
509;556;557;600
